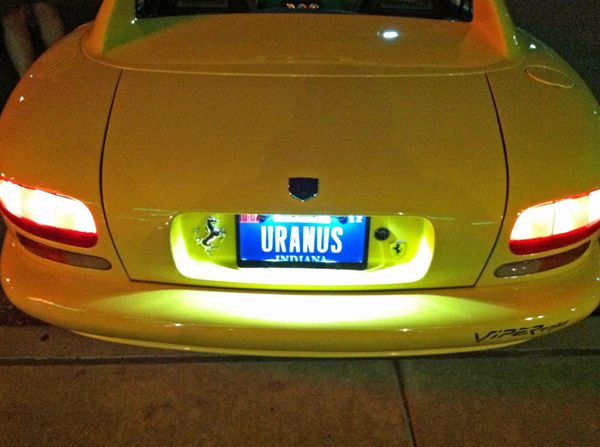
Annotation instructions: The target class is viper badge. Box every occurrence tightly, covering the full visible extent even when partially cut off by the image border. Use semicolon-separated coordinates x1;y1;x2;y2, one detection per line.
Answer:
289;177;319;202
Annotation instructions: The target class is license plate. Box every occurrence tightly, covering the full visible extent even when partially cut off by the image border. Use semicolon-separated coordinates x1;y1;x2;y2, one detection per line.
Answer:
237;214;369;269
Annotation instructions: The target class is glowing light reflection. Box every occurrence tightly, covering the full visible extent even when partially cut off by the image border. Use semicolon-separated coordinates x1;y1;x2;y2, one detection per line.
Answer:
553;197;588;234
93;288;519;332
381;30;400;40
99;290;430;327
172;232;434;287
0;178;96;234
195;294;423;325
588;190;600;224
273;215;331;224
0;180;23;217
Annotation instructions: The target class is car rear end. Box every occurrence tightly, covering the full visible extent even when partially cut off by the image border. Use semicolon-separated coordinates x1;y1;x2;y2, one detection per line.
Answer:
1;0;599;356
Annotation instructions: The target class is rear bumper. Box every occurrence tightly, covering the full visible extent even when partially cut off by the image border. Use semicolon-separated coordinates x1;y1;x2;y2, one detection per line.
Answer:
2;232;599;357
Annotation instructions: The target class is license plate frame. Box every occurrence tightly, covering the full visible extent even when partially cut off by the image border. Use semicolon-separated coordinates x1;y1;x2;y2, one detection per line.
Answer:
236;214;370;270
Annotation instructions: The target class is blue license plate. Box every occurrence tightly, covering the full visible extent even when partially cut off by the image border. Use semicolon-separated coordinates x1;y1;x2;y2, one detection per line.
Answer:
237;214;369;269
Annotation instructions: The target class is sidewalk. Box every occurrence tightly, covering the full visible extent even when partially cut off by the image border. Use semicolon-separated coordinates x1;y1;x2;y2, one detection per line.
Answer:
1;319;599;446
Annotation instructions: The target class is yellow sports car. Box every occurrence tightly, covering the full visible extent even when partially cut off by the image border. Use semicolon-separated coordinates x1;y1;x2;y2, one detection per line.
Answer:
0;0;599;356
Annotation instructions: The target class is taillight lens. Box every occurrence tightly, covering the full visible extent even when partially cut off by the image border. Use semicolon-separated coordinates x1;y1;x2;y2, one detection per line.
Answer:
0;178;97;247
510;189;600;255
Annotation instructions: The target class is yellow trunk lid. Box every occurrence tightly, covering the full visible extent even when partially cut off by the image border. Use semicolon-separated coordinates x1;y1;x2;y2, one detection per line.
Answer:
102;70;506;290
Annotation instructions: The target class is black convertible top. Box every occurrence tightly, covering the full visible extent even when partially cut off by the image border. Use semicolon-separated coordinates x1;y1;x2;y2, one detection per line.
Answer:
136;0;473;21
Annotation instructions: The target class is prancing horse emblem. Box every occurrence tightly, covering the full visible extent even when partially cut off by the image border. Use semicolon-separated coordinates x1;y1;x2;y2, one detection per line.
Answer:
195;216;226;255
289;177;319;202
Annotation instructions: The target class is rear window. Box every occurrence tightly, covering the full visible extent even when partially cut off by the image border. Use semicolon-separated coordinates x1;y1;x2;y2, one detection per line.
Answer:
136;0;473;21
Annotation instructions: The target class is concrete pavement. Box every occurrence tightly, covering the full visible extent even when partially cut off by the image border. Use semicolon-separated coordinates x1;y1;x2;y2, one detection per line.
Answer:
1;319;599;446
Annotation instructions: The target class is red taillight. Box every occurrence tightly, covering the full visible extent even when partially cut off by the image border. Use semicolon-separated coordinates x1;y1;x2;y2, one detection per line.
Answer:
0;178;97;248
510;189;600;255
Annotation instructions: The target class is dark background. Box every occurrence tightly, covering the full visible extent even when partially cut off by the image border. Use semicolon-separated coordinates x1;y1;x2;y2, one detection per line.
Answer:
506;0;599;99
0;0;102;109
